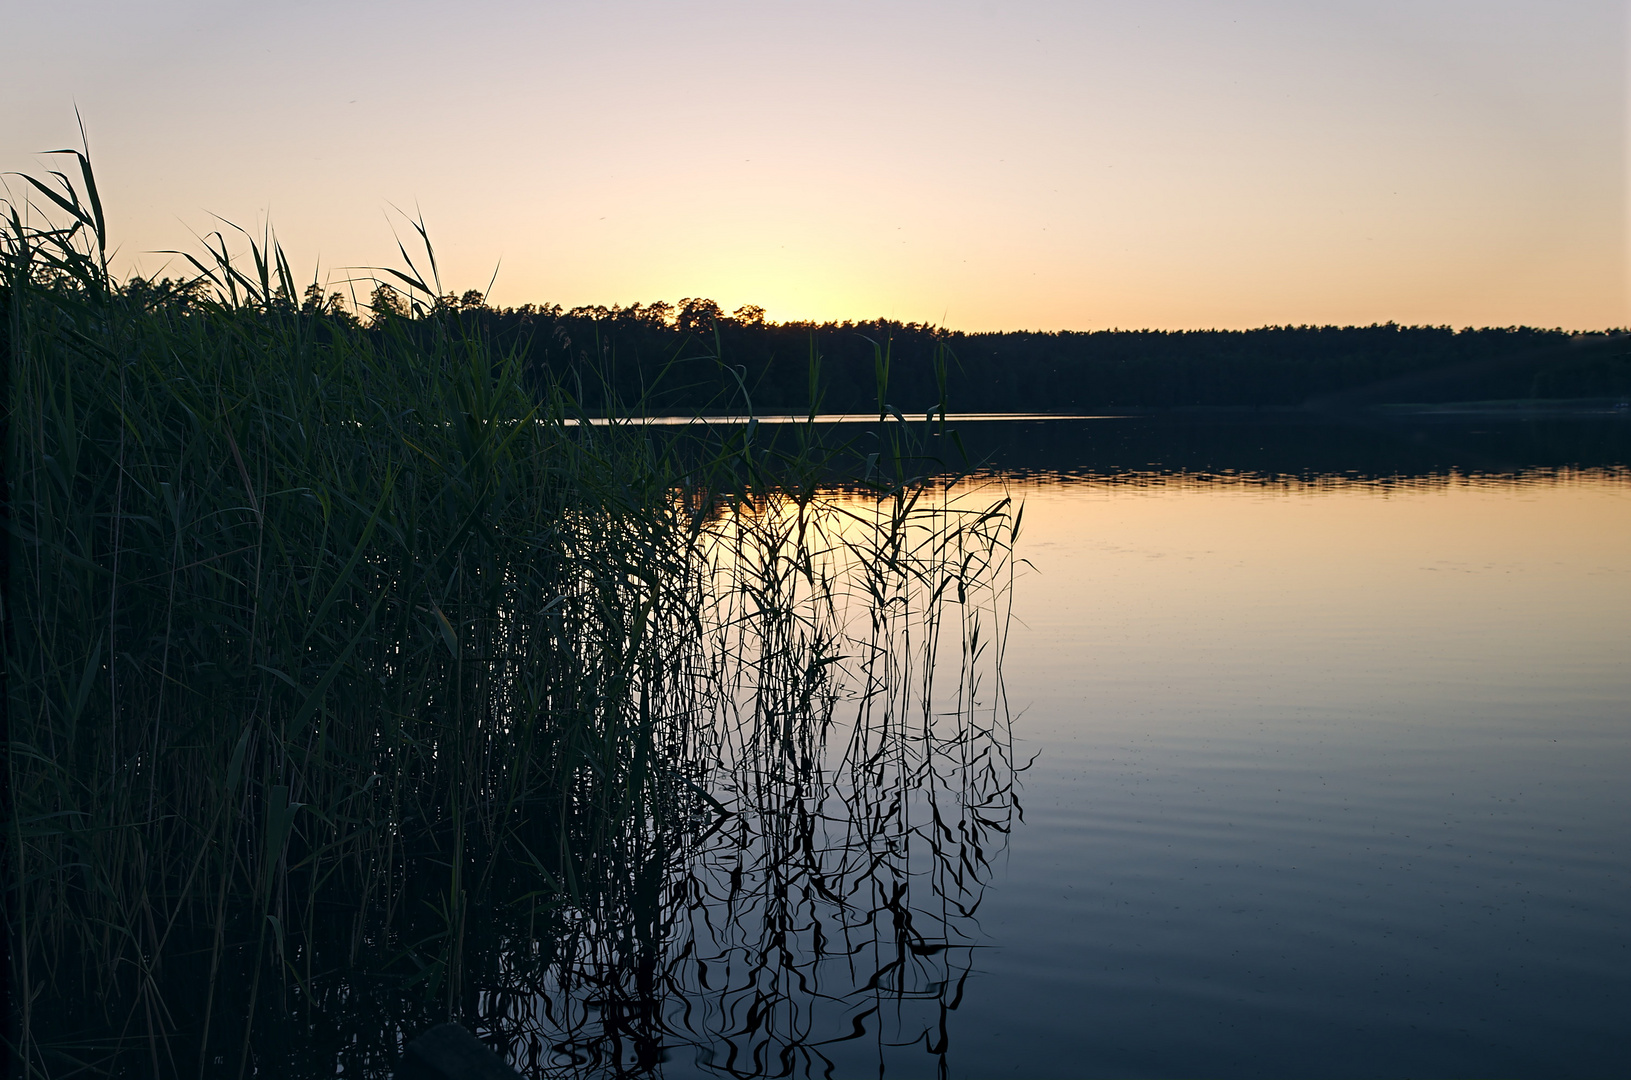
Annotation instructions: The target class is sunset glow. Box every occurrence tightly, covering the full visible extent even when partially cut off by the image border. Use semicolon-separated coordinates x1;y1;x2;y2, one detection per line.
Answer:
3;0;1624;329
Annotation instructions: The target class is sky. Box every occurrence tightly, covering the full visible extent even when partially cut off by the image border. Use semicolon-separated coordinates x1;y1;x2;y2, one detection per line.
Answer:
2;0;1625;330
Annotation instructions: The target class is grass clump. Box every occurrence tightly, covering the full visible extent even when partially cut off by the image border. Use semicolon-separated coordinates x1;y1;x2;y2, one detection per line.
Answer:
2;151;1017;1078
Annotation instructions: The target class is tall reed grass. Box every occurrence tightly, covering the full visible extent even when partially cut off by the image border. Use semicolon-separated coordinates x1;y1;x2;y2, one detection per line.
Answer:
2;151;1017;1078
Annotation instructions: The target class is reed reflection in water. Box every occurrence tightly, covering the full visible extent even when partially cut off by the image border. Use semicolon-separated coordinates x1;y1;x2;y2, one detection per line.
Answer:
480;482;1022;1079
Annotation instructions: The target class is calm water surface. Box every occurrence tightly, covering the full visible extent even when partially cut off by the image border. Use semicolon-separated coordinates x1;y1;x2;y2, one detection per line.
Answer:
958;470;1629;1078
653;417;1630;1079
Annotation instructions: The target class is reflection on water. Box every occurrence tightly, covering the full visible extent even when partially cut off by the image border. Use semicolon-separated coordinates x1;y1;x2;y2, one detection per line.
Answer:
967;424;1630;1079
472;484;1020;1079
933;412;1631;484
289;417;1625;1078
496;675;1019;1079
463;416;1628;1080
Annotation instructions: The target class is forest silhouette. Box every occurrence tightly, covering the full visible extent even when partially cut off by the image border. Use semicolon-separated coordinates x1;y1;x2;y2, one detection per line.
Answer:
145;279;1631;416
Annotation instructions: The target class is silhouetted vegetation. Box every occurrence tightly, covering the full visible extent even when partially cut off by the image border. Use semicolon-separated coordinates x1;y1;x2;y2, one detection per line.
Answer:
4;153;1017;1078
353;291;1629;416
4;142;1623;1078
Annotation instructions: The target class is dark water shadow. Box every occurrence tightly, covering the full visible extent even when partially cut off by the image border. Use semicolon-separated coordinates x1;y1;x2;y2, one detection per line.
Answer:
922;412;1631;484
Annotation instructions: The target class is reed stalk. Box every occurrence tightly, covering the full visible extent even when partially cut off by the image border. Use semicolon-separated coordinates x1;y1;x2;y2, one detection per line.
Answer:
2;152;1017;1078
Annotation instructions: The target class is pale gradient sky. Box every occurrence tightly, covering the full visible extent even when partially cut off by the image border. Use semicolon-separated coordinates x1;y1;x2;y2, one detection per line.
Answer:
3;0;1625;329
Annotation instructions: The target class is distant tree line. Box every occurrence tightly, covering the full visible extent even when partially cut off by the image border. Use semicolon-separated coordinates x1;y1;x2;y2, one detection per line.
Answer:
148;279;1631;414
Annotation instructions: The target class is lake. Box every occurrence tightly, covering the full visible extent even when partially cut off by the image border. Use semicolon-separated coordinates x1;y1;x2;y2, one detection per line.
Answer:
520;414;1630;1079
